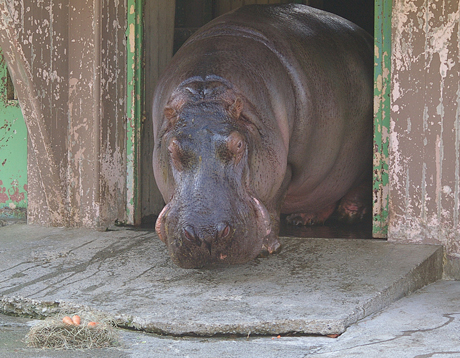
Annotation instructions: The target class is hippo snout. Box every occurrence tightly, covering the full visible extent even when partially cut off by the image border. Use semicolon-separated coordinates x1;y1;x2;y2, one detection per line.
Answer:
155;194;271;268
182;222;232;254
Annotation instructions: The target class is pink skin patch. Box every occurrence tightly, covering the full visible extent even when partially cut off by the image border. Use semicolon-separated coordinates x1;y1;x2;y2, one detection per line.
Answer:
155;202;172;243
250;196;272;237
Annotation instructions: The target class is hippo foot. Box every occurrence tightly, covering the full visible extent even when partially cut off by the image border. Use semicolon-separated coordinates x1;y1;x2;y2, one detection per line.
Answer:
337;198;368;224
259;234;282;258
336;182;370;224
337;181;372;224
336;203;367;224
286;203;337;226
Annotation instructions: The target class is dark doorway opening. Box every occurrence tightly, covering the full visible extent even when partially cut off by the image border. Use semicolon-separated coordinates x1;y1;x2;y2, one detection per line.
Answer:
173;0;374;55
142;0;375;240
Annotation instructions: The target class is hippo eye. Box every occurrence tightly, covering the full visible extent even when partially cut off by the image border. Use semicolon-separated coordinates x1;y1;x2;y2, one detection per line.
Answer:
227;131;246;164
168;139;184;171
168;138;195;170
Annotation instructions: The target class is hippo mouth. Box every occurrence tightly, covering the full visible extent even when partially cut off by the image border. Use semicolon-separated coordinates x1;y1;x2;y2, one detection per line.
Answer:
155;194;271;268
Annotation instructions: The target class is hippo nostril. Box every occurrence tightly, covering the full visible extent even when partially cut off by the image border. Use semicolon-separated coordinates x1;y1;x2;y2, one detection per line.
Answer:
184;225;201;246
216;222;232;240
203;240;212;255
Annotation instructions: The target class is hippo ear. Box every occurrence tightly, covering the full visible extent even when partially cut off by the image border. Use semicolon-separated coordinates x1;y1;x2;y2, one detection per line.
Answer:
229;97;243;119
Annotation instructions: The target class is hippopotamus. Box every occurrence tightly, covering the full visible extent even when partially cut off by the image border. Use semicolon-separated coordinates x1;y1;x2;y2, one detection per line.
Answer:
153;4;373;268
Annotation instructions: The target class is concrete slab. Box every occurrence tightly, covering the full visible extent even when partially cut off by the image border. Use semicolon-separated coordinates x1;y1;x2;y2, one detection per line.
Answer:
0;223;442;336
2;281;460;357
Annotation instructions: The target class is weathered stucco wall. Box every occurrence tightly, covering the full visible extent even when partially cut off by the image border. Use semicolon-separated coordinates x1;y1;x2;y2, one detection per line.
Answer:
0;0;127;228
390;0;460;276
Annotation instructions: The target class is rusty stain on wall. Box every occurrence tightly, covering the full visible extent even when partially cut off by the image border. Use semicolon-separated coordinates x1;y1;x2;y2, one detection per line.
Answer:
0;0;127;228
390;0;460;270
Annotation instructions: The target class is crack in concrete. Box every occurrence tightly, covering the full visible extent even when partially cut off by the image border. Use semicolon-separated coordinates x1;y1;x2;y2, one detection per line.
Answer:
119;266;157;288
0;261;34;276
414;352;460;358
0;234;151;297
308;313;460;357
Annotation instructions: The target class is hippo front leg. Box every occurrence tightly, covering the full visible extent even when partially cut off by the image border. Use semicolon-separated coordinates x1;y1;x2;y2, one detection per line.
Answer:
260;212;282;257
259;167;292;257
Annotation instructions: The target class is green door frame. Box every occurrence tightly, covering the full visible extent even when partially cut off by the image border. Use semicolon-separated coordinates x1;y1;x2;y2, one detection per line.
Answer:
373;0;391;238
126;0;144;225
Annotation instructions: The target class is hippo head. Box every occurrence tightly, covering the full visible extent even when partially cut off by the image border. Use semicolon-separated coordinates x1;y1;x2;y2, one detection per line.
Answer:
153;80;276;268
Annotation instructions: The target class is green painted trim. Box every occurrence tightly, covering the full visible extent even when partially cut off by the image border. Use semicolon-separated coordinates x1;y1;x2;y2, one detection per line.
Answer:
126;0;144;225
372;0;391;238
0;48;28;220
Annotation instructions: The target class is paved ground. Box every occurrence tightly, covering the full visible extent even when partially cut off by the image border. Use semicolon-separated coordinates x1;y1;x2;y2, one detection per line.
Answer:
0;223;441;336
1;280;460;357
0;222;458;357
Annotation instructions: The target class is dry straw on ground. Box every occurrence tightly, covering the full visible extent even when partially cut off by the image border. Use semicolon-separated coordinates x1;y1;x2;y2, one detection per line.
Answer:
25;312;119;349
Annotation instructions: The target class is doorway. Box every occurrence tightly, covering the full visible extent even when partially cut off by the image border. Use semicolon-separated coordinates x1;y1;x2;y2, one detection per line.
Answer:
133;0;389;239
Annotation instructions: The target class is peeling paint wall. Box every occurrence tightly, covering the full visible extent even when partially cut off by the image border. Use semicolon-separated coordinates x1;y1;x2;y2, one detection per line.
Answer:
0;0;127;228
390;0;460;275
0;52;27;219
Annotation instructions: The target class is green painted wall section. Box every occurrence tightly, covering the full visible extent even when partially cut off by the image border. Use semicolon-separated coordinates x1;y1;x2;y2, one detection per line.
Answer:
126;0;144;225
0;49;27;219
372;0;391;238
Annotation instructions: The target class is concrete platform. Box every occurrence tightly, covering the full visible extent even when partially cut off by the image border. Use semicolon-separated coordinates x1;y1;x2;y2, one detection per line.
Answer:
3;280;460;357
0;222;443;337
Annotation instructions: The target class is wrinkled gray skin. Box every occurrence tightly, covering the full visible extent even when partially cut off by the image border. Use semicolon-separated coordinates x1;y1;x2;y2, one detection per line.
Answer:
153;4;373;268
